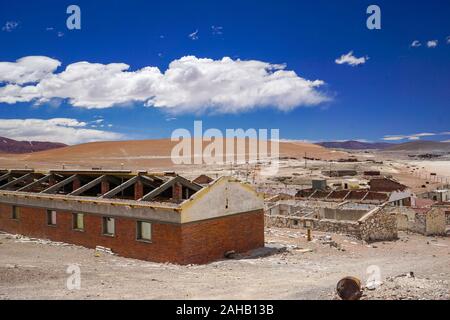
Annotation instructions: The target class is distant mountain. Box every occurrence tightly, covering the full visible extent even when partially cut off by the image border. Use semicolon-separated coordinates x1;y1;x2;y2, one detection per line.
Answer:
383;141;450;152
316;140;393;150
0;136;67;154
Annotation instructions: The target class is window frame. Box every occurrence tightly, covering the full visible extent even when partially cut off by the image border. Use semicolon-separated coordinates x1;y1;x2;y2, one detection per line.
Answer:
102;216;115;237
72;213;85;231
136;220;152;243
47;209;57;226
11;206;20;220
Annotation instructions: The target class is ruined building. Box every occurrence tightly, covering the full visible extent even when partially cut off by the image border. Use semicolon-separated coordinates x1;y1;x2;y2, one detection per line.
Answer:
0;169;264;264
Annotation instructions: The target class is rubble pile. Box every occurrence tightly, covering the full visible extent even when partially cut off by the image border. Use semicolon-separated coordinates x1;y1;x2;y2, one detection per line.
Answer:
362;273;449;300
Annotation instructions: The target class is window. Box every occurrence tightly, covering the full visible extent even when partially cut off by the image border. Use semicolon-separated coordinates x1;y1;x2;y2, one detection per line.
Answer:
11;206;20;220
73;213;84;231
136;221;152;242
47;210;57;226
102;217;115;236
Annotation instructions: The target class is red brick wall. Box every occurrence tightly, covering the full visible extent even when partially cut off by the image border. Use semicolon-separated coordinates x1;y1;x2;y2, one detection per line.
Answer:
180;210;265;264
0;203;264;264
134;180;144;200
101;181;109;194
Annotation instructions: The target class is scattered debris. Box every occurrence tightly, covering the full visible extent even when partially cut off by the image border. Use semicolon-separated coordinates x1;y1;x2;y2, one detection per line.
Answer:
362;273;449;300
95;246;115;255
11;234;73;247
224;250;236;259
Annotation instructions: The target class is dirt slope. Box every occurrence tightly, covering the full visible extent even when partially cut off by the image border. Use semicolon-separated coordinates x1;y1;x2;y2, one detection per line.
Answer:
0;138;347;170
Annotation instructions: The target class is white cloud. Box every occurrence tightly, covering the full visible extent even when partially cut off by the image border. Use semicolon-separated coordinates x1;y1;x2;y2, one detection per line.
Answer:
188;30;199;40
410;40;421;48
382;132;438;141
335;51;369;66
0;56;61;84
427;40;438;48
2;21;19;32
0;118;123;145
211;26;223;35
0;55;330;114
446;36;450;44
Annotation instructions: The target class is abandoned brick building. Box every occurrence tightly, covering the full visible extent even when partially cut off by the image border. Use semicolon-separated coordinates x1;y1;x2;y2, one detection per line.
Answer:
0;169;264;264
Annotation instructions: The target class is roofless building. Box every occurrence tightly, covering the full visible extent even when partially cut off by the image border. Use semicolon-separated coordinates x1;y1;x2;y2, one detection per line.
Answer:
0;169;264;264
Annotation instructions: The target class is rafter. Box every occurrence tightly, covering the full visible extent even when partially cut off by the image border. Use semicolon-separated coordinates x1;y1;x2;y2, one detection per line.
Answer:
16;174;53;192
138;176;202;201
40;174;79;194
69;175;107;196
100;175;139;199
0;173;35;190
0;172;11;183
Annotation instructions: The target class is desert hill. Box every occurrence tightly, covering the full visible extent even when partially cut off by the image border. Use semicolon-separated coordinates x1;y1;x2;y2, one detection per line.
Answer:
0;138;348;170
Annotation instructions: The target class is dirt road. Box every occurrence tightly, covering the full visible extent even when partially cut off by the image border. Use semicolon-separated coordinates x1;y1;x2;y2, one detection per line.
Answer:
0;228;448;300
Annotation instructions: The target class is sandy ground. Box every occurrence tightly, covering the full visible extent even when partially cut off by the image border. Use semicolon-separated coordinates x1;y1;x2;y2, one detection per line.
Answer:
408;160;450;179
0;229;448;300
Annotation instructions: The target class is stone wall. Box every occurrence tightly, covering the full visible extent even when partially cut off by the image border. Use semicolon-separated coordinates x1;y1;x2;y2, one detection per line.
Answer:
359;208;398;242
397;214;408;231
425;208;446;236
265;206;398;242
388;206;447;236
265;214;361;237
321;207;367;221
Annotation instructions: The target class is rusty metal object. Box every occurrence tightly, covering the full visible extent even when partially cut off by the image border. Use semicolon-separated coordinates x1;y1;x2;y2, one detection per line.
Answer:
336;277;363;300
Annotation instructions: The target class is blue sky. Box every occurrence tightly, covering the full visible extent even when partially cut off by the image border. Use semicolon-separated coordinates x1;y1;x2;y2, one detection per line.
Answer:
0;0;449;144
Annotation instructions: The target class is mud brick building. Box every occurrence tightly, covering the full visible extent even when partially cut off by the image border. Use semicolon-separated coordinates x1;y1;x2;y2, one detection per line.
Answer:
0;169;264;264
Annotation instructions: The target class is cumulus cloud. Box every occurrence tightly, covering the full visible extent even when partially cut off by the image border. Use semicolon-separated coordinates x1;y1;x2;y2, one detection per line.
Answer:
410;40;421;48
427;40;438;48
0;56;61;84
0;118;123;145
0;55;330;113
447;36;450;44
2;21;19;32
335;51;369;66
